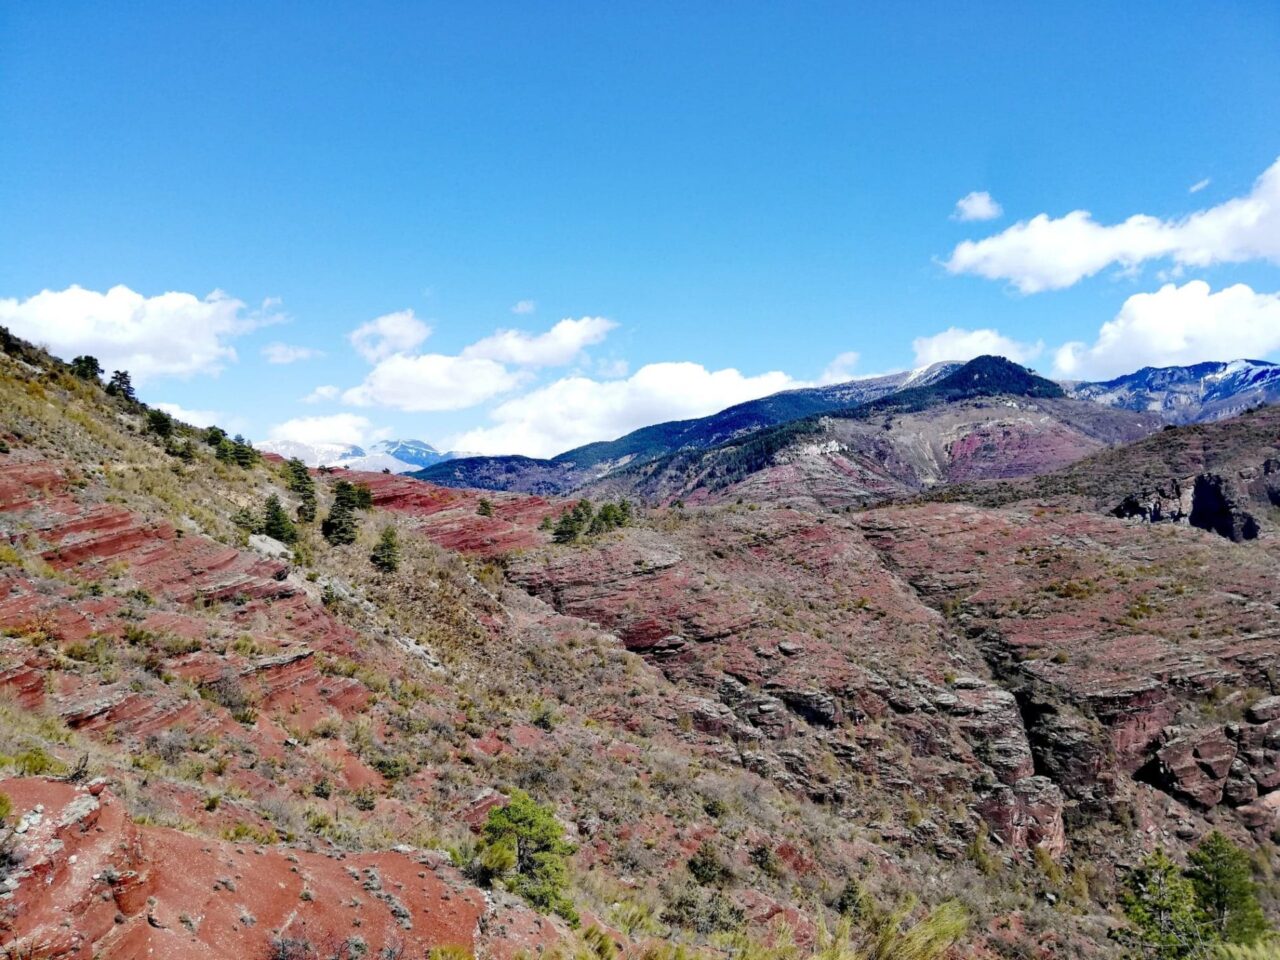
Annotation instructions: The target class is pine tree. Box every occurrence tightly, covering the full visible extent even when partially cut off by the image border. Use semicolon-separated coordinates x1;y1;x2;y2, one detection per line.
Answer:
146;408;174;438
1120;849;1211;960
70;355;102;380
321;496;359;545
106;370;136;402
205;426;227;447
480;789;578;924
332;480;359;510
370;527;400;573
284;458;317;522
261;494;298;544
297;488;317;523
553;509;581;543
230;435;258;468
352;483;373;509
1188;831;1269;945
477;497;494;517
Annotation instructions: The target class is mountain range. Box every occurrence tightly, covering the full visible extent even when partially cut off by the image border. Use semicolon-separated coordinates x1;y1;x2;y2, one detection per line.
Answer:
1064;358;1280;422
255;437;469;473
417;357;1280;497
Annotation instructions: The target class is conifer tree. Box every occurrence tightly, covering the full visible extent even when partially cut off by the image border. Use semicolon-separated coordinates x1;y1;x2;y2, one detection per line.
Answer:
106;370;136;401
370;526;400;572
146;408;174;438
479;789;578;924
230;434;258;468
1187;831;1268;945
553;509;581;543
284;458;317;522
1120;849;1210;960
262;494;298;544
70;355;102;380
322;482;361;545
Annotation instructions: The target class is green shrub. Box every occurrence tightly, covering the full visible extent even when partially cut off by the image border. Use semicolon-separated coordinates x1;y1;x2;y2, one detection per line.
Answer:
688;841;732;887
15;746;66;776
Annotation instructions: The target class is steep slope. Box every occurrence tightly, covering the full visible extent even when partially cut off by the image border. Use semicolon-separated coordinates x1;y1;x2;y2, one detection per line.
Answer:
1068;359;1280;424
0;333;997;957
415;363;959;494
588;357;1160;507
937;403;1280;540
8;329;1280;957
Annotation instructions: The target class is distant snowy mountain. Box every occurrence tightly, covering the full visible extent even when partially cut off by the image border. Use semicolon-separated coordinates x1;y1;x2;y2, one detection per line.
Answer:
255;438;465;473
370;439;453;468
255;439;365;467
1067;360;1280;424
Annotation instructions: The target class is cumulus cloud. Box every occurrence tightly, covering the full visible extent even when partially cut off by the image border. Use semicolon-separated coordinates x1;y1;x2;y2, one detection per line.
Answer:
267;413;380;447
154;402;223;429
0;284;275;383
462;316;616;367
819;351;862;384
342;354;521;412
952;191;1003;222
262;342;321;364
302;384;340;404
912;327;1043;367
349;310;431;362
1052;280;1280;380
944;156;1280;292
511;299;536;314
448;362;800;458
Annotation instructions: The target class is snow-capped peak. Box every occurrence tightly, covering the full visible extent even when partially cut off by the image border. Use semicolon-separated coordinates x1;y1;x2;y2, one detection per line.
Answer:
253;437;465;473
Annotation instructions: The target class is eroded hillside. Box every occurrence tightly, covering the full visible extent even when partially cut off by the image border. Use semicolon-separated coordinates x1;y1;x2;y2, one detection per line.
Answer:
4;334;1280;960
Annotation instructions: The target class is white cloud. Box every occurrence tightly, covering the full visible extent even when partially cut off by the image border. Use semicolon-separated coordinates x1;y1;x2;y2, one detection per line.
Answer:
154;402;223;429
336;314;616;415
0;284;275;383
511;299;536;314
448;362;800;458
1189;177;1211;194
349;310;431;362
944;156;1280;292
912;327;1043;367
267;413;379;448
302;384;340;404
952;191;1003;222
343;353;521;412
1052;280;1280;380
462;316;616;367
819;351;862;384
262;342;321;364
595;357;630;378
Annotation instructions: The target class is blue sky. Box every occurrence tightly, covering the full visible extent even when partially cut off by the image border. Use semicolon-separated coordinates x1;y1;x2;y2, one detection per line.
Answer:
2;2;1279;456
